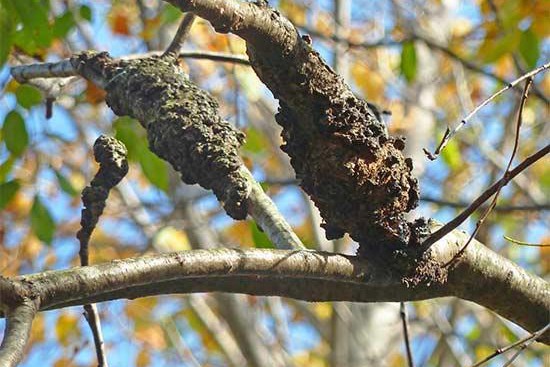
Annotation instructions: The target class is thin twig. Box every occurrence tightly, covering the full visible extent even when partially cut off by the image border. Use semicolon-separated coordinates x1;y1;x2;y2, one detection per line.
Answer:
163;13;197;58
503;235;550;247
400;302;415;367
421;196;550;212
10;51;249;81
425;62;549;160
471;322;550;367
424;143;550;247
440;78;533;266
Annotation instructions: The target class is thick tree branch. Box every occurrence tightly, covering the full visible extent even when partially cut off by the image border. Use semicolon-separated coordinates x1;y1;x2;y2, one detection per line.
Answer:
1;225;548;344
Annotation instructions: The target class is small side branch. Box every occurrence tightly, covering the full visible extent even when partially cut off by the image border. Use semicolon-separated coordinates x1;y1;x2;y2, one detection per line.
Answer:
425;62;549;160
163;13;197;58
0;300;38;367
424;143;549;247
400;302;415;367
471;322;550;367
441;78;533;266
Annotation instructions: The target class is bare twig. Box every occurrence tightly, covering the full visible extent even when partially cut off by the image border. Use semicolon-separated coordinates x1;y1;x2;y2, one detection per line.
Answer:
440;79;533;266
0;300;38;367
400;302;415;367
424;143;550;247
421;196;550;212
503;235;550;247
471;322;550;367
425;62;549;160
10;51;249;81
76;135;129;367
163;13;197;58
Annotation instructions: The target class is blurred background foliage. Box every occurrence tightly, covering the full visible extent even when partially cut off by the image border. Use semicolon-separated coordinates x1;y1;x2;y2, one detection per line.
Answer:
0;0;548;366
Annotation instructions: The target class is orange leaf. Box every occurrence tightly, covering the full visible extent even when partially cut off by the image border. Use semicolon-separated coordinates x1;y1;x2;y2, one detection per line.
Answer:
85;80;106;105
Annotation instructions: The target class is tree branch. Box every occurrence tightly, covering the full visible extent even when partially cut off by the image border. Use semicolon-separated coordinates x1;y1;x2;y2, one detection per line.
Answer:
1;226;547;344
0;300;38;367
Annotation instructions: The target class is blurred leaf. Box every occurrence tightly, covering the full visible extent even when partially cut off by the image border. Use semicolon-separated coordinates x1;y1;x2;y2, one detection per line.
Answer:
400;41;417;83
0;155;16;181
114;116;141;160
250;221;274;248
136;349;150;367
79;5;92;21
243;127;266;154
519;28;539;69
351;61;384;100
55;313;79;346
153;226;190;252
479;31;520;64
15;84;42;109
139;149;169;192
279;0;306;24
440;138;462;171
31;196;55;244
12;0;52;48
109;8;131;36
54;170;79;197
85;80;106;104
53;11;75;38
161;4;183;24
0;0;15;66
2;110;29;157
0;179;20;210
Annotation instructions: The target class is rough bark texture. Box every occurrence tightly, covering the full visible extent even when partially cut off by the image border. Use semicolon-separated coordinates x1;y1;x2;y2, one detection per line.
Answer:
170;0;421;255
71;51;250;219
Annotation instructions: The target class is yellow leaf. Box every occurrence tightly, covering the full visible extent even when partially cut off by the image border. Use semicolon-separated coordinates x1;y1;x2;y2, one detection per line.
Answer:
53;358;74;367
313;303;332;320
153;226;190;252
136;349;151;367
126;297;158;319
351;62;384;101
135;324;166;349
279;0;306;25
55;313;80;346
31;314;45;343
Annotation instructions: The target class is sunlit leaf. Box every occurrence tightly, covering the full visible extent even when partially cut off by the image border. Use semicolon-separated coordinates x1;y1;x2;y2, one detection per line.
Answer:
136;349;151;367
54;170;79;197
30;196;55;244
250;221;274;248
55;313;79;346
12;0;52;48
0;0;15;66
2;110;29;157
519;28;539;69
114;116;142;160
79;5;92;22
440;139;462;171
139;149;169;192
153;226;190;252
400;41;417;83
15;84;42;109
0;179;20;210
53;11;75;38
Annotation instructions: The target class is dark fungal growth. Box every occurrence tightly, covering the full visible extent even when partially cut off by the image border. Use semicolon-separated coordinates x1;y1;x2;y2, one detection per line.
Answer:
72;52;250;219
238;4;422;256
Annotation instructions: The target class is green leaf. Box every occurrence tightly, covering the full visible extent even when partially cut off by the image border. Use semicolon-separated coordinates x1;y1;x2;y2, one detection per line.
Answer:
139;150;169;192
15;84;42;109
114;117;141;161
250;221;274;248
480;31;520;64
0;155;16;182
53;11;76;38
519;28;539;69
31;196;55;244
162;4;182;23
440;139;462;171
0;179;20;210
54;170;78;197
243;127;266;154
400;41;417;83
12;0;52;48
0;0;15;67
79;5;92;22
2;110;29;157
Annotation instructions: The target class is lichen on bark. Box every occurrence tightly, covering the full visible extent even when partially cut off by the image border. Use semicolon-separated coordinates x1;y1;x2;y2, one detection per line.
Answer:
71;52;250;219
